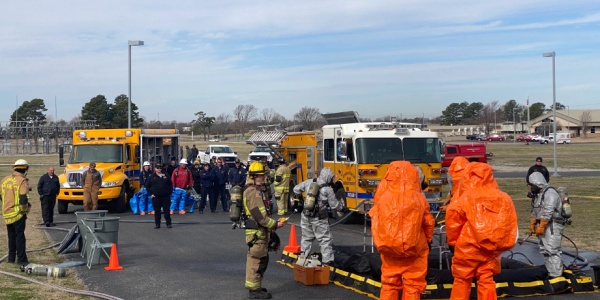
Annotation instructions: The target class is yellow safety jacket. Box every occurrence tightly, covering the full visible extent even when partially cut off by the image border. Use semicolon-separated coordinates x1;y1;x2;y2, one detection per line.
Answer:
243;179;276;241
1;172;30;224
274;164;291;193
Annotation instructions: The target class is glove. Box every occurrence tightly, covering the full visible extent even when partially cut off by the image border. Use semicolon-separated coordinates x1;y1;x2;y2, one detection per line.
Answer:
535;219;550;236
292;194;300;203
529;217;537;234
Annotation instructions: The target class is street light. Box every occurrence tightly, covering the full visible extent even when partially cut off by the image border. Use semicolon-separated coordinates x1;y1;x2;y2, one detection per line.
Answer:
512;108;517;143
543;51;558;176
128;40;144;128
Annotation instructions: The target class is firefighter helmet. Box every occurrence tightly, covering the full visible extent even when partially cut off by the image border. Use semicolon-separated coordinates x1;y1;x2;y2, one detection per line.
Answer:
248;161;266;177
13;159;29;171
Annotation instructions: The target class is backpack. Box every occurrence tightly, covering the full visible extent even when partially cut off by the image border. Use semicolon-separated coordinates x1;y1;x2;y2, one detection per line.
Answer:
468;190;517;252
539;187;572;225
370;191;427;258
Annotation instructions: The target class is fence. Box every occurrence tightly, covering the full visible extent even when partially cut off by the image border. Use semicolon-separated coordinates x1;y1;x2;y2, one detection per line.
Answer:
0;120;96;155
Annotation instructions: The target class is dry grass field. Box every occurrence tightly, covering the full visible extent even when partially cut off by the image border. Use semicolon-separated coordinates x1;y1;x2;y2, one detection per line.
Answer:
0;136;598;298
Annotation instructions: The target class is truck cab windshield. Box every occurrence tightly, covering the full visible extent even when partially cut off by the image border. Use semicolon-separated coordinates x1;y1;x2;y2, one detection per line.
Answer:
69;145;123;163
355;137;441;164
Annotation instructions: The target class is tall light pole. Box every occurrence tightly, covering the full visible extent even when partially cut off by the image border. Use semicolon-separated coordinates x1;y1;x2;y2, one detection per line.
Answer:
543;51;558;176
128;40;144;128
512;108;517;143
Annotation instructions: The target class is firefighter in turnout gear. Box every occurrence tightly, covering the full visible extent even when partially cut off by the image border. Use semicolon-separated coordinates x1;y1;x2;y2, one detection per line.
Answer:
243;161;285;299
273;158;291;216
1;159;32;266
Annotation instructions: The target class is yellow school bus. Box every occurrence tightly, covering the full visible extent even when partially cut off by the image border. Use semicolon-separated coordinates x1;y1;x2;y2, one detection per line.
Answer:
57;128;180;213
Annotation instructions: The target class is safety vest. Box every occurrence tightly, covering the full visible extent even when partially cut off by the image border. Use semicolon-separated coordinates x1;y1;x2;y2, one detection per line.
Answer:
1;172;29;224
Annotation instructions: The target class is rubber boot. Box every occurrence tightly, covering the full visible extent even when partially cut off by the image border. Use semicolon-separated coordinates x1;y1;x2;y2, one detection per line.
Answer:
248;288;272;299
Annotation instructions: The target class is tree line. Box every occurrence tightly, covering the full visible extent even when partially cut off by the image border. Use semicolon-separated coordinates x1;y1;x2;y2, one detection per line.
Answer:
439;99;571;133
8;95;576;139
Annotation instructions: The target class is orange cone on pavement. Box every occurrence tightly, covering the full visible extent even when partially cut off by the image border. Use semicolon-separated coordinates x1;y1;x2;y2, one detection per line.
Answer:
284;224;301;253
105;243;124;271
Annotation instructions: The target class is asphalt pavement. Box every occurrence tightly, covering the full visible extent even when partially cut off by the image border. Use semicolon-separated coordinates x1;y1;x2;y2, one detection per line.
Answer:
46;203;600;300
47;208;365;300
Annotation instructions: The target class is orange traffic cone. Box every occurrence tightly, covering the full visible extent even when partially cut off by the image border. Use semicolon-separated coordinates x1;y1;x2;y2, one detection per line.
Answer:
104;243;123;271
284;224;301;253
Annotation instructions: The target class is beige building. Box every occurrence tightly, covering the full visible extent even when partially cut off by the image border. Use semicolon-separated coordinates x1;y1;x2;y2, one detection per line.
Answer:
427;109;600;138
528;109;600;137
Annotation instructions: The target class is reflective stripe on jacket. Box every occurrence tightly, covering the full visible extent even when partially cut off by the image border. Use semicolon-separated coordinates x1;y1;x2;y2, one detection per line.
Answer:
1;172;30;224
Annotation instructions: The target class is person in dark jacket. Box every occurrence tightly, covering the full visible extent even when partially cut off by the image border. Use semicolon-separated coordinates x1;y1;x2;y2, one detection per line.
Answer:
526;156;550;184
145;165;173;229
166;158;178;179
228;159;247;187
191;160;202;194
199;163;214;213
37;166;60;227
211;158;230;212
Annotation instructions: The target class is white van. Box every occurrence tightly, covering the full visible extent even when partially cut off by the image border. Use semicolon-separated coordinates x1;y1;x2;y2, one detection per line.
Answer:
540;133;571;144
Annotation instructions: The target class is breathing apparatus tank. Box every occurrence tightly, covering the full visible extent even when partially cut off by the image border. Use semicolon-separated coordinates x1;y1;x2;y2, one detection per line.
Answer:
303;181;320;213
229;185;244;222
21;264;66;278
557;187;572;222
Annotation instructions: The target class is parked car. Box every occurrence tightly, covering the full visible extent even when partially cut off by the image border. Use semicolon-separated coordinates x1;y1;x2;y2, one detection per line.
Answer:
197;144;238;167
466;134;486;141
247;146;275;167
516;134;541;142
486;134;505;141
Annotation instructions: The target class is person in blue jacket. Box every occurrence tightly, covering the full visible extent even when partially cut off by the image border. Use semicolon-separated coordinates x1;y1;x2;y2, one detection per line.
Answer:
199;163;214;213
210;158;230;212
228;158;247;188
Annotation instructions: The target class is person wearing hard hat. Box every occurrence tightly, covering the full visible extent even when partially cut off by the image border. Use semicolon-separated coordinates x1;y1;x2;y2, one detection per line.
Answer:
1;159;32;266
171;159;193;214
138;161;154;215
369;161;435;300
243;161;285;299
82;162;102;211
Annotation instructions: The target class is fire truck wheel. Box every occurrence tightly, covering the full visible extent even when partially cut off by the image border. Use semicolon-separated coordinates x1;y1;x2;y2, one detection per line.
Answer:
57;201;69;214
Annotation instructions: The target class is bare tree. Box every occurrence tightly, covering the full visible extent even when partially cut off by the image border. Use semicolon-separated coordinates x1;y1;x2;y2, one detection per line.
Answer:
233;104;257;137
260;108;276;124
477;100;500;134
294;107;324;130
581;110;592;138
212;113;231;138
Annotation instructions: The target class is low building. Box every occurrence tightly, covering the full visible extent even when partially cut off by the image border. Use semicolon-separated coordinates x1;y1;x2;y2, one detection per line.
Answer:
528;109;600;137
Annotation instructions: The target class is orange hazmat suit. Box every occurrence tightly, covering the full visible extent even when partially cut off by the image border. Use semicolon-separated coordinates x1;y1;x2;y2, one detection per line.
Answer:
446;163;517;300
369;161;435;300
441;156;470;211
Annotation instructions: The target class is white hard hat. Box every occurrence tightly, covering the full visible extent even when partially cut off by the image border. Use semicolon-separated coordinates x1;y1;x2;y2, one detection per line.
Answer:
179;159;188;165
13;159;29;170
143;161;151;166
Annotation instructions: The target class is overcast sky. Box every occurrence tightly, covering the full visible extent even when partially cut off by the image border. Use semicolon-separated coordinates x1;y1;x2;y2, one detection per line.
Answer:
1;1;599;123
